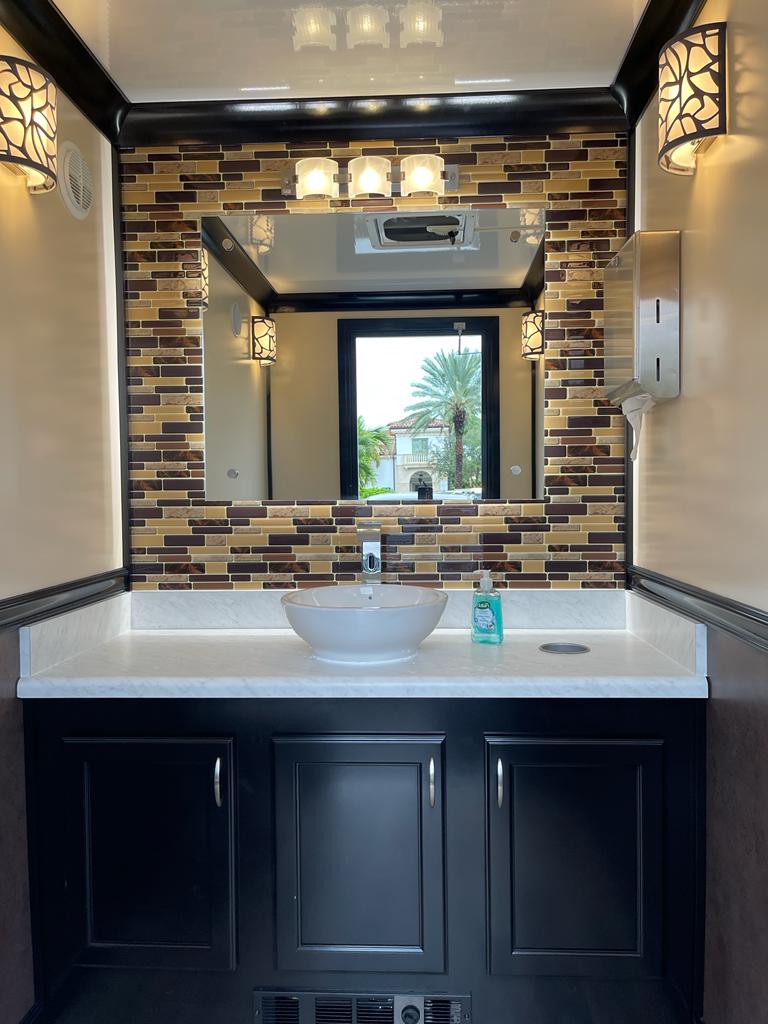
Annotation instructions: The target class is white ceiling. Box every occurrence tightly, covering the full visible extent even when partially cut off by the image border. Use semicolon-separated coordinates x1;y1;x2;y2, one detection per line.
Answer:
53;0;648;103
222;209;543;293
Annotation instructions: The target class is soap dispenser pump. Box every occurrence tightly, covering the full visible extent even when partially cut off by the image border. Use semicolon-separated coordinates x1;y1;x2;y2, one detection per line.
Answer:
472;570;503;644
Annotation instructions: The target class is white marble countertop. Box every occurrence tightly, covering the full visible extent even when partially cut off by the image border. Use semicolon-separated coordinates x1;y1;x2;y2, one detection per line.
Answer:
17;627;708;699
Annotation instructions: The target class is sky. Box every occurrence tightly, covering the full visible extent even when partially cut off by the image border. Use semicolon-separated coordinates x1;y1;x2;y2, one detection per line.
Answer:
356;333;482;429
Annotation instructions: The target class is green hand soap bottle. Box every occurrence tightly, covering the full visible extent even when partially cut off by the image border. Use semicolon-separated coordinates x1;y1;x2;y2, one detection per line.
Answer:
471;570;503;644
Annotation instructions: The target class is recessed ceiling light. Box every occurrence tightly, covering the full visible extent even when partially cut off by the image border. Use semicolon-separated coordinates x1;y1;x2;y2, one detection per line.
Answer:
240;85;291;92
454;77;514;86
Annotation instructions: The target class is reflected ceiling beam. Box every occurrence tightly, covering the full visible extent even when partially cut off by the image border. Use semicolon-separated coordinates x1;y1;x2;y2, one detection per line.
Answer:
201;217;276;310
521;240;545;308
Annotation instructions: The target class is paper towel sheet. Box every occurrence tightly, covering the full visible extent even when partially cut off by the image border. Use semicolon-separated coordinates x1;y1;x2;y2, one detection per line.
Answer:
621;394;656;461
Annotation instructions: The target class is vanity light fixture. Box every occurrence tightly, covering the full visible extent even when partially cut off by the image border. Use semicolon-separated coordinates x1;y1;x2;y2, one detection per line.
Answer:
658;22;727;175
0;55;57;192
348;155;392;198
252;317;277;365
200;247;209;311
399;1;444;47
249;214;275;255
521;310;544;360
292;6;337;50
295;156;340;199
400;153;445;197
346;4;391;47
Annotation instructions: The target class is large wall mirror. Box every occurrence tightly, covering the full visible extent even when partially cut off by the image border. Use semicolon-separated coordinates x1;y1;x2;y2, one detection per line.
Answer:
201;208;545;503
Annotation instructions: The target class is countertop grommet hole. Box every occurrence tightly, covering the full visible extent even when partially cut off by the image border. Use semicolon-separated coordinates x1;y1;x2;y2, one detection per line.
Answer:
539;642;591;654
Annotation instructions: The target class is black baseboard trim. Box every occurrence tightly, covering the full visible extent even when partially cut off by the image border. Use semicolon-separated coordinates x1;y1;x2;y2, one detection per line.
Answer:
0;569;129;631
629;566;768;653
18;1001;44;1024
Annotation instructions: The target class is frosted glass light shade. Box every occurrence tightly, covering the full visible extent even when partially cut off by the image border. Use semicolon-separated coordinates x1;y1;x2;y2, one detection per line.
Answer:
296;156;339;199
0;55;57;192
249;215;275;254
346;5;390;47
252;317;277;365
522;311;544;359
292;7;337;50
400;153;445;196
399;1;444;47
200;247;209;310
658;22;727;175
349;155;392;197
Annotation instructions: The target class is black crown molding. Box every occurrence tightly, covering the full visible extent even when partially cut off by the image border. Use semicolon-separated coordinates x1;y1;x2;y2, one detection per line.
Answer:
1;0;708;147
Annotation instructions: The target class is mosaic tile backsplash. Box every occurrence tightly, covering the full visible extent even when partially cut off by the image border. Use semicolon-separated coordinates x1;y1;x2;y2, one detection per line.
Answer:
121;132;627;589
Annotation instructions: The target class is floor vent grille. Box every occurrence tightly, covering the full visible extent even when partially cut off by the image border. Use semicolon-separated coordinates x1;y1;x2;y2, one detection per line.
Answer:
315;997;354;1024
262;994;300;1024
424;998;464;1024
255;991;470;1024
355;997;394;1024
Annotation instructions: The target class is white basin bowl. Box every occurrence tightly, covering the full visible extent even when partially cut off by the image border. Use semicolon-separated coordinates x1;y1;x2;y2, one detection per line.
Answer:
282;584;448;664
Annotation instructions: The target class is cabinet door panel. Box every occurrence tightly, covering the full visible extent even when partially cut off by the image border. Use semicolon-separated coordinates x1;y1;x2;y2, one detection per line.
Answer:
275;735;445;973
487;738;662;978
66;738;236;971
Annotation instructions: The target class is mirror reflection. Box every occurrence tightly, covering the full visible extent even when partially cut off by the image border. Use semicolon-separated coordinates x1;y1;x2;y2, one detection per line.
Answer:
201;208;545;503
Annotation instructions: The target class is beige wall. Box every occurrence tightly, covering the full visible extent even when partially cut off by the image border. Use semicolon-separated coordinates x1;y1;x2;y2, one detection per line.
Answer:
0;26;122;599
270;306;532;500
633;0;768;611
203;254;269;500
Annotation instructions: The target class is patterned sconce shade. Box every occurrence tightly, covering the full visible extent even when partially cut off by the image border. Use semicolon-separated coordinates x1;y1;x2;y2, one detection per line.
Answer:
658;22;727;175
520;207;545;245
200;247;209;311
346;4;390;47
292;6;337;50
0;55;57;192
249;215;275;255
252;317;277;365
522;311;544;359
399;1;444;47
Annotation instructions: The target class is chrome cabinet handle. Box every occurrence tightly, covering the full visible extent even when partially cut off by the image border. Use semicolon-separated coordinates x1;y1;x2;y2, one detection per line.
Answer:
428;757;436;808
213;756;223;808
496;757;504;809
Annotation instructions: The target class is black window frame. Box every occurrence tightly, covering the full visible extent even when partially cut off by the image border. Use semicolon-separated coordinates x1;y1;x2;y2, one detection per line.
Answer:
338;316;500;501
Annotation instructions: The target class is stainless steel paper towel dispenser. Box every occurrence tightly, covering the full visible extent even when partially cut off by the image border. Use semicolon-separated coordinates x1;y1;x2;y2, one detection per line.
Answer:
604;230;681;404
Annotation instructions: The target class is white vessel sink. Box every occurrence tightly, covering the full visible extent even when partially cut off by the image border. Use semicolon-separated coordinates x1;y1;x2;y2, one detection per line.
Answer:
282;584;448;664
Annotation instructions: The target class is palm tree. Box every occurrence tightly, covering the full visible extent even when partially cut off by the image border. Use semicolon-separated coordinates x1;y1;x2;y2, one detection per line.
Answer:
357;416;393;490
406;349;482;488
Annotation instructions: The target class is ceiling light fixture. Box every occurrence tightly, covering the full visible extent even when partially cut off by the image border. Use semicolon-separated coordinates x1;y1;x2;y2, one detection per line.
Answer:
251;317;277;366
521;311;544;360
295;156;340;199
349;155;392;198
0;55;57;192
399;1;444;47
400;153;445;197
658;22;727;175
346;4;391;47
292;6;337;50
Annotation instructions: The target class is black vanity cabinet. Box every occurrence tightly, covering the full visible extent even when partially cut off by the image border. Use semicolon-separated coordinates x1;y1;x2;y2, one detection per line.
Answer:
274;735;445;973
62;737;236;971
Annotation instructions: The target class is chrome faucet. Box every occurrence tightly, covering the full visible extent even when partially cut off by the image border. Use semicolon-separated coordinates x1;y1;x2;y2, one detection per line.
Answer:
358;522;382;584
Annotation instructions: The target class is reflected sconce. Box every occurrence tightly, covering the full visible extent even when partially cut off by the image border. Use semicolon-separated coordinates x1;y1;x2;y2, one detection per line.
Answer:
399;1;444;47
251;317;277;365
346;5;390;47
520;207;545;246
249;214;275;254
0;55;57;192
200;247;209;311
349;155;392;198
292;6;337;50
295;156;340;199
658;22;727;175
521;311;544;360
400;153;445;197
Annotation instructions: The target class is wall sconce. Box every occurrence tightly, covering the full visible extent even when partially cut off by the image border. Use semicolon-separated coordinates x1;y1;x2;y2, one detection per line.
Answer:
349;155;392;198
346;5;390;47
200;247;209;311
252;317;277;365
292;7;337;50
400;153;445;196
249;214;275;255
520;207;545;245
658;22;727;175
0;55;57;192
399;1;444;47
295;156;340;199
521;311;544;359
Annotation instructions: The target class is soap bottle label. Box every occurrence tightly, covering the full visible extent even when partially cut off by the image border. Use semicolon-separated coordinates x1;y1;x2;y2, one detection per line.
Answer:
473;600;496;632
